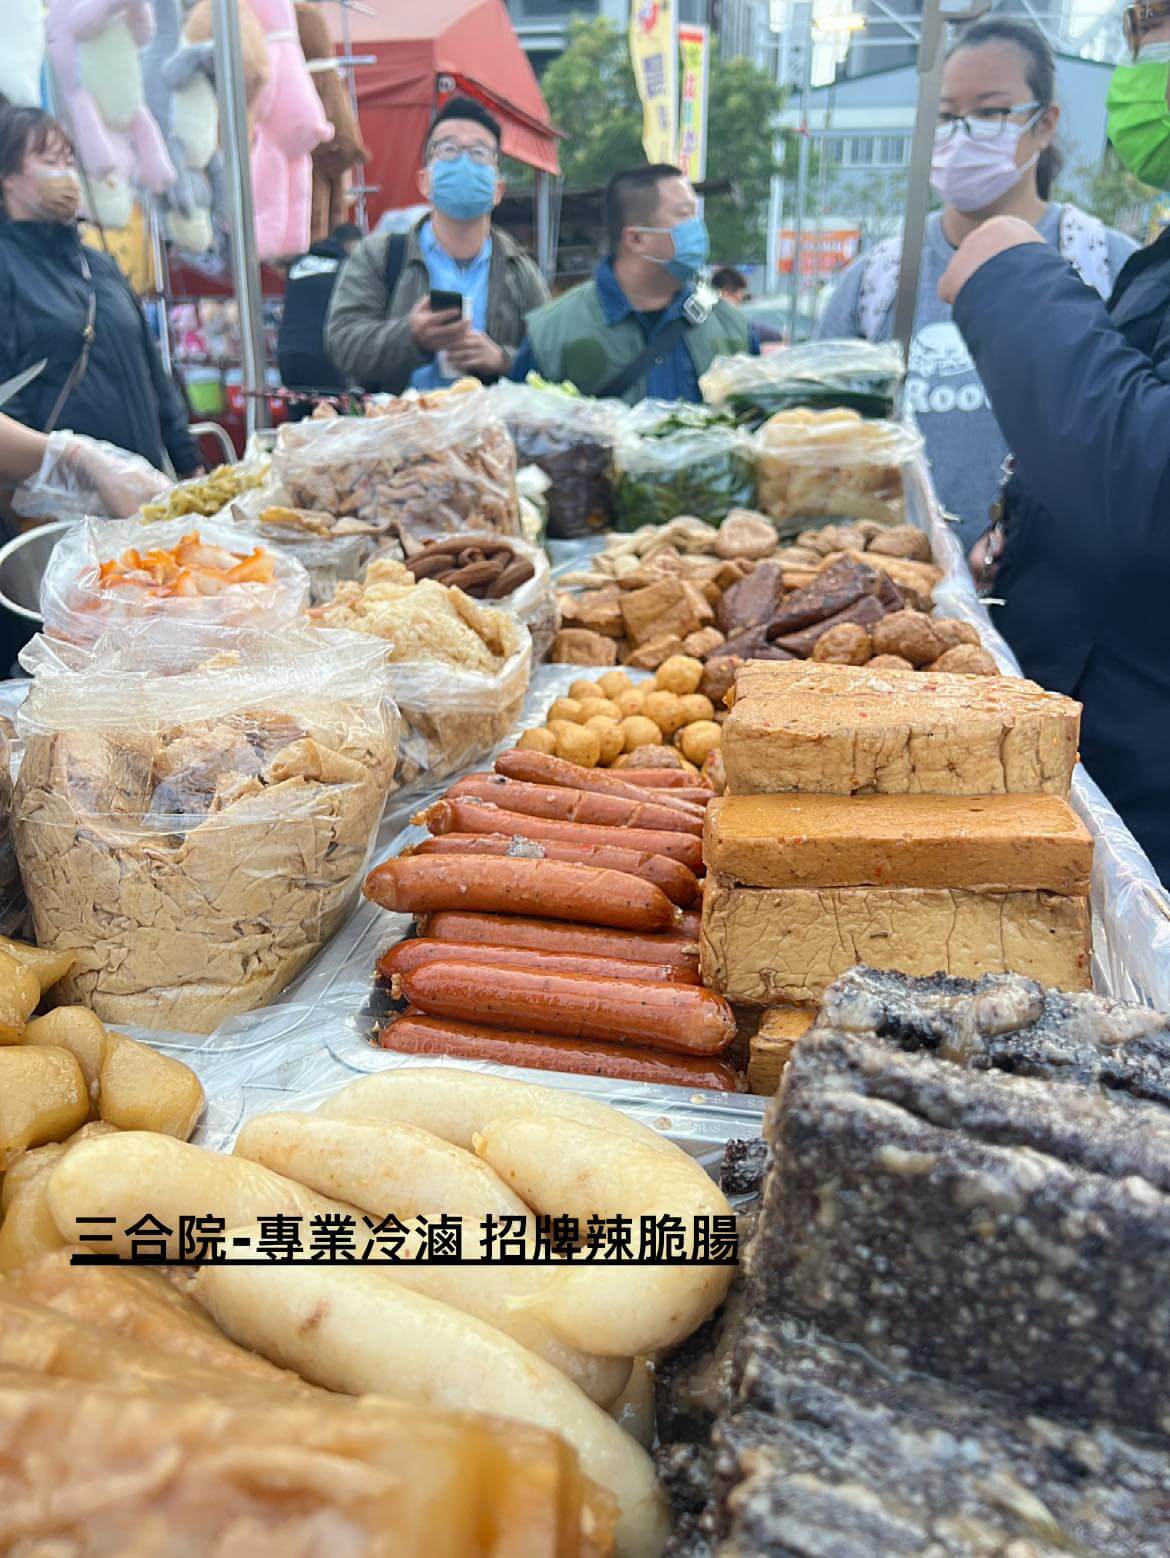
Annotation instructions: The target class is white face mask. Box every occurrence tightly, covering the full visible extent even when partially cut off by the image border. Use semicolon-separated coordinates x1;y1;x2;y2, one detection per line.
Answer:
1138;40;1170;61
930;111;1042;213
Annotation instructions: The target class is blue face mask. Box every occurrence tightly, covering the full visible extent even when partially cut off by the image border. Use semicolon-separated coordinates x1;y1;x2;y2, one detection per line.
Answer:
635;215;710;281
429;155;497;221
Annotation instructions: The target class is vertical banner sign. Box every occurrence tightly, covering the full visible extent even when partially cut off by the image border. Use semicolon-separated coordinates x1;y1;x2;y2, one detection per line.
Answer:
677;23;710;186
630;0;677;165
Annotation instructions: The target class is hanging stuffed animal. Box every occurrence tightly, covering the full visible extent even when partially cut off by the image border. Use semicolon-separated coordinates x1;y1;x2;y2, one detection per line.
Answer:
46;0;175;227
294;2;369;245
246;0;333;260
0;0;46;108
161;0;269;255
142;0;197;227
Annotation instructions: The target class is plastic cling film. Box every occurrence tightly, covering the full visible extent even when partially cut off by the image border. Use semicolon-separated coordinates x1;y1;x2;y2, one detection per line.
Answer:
37;516;310;649
614;401;756;530
271;382;520;545
700;339;906;426
490;380;625;540
756;408;923;529
12;625;400;1034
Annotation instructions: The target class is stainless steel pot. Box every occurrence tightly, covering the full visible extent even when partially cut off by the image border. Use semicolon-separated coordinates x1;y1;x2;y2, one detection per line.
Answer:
0;521;71;623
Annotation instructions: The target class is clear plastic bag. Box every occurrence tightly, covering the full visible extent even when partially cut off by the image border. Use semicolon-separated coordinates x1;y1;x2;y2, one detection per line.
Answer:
389;618;533;790
701;340;905;427
272;383;520;545
756;408;923;529
490;381;622;540
38;516;311;648
11;431;170;522
226;489;377;606
13;624;400;1035
396;532;558;663
614;402;756;530
136;459;271;525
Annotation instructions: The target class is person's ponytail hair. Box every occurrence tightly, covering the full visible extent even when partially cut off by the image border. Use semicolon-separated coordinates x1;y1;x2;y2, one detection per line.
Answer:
948;16;1063;198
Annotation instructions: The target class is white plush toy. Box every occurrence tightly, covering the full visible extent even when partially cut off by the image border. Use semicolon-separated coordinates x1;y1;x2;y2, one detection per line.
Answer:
0;0;47;107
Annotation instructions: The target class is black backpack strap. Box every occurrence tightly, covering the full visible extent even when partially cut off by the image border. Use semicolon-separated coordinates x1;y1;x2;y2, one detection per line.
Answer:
383;231;408;304
594;290;709;400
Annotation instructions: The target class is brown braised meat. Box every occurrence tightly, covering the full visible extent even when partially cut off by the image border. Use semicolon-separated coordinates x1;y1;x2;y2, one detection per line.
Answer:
715;561;787;637
763;557;883;638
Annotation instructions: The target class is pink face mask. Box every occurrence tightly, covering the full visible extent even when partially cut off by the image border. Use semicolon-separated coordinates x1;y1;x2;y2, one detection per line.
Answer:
929;112;1041;213
4;161;82;223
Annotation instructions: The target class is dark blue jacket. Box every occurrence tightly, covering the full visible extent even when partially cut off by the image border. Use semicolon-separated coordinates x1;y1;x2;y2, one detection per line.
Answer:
509;258;760;402
277;234;349;394
954;232;1170;884
0;218;199;475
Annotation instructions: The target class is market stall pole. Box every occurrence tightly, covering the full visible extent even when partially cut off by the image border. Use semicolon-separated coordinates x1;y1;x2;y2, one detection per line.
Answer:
212;0;269;439
891;0;991;354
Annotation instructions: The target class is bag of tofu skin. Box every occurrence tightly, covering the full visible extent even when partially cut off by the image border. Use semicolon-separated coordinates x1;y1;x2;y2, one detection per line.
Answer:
12;626;400;1035
756;410;924;532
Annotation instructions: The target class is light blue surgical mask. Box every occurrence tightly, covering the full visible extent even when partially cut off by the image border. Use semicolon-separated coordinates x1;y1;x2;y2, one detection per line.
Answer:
634;215;711;281
429;154;497;220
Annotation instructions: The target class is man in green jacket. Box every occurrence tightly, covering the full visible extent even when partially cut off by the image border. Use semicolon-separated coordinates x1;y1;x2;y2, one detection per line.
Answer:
510;163;755;403
325;98;549;393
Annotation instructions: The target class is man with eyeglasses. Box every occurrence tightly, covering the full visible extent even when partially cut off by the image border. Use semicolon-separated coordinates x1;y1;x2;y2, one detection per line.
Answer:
326;97;548;393
934;0;1170;886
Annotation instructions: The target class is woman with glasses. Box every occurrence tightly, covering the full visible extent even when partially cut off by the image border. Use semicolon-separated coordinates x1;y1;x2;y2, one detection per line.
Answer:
815;17;1135;552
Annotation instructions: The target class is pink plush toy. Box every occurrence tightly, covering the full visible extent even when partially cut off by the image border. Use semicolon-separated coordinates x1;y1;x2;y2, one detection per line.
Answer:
46;0;175;203
246;0;333;260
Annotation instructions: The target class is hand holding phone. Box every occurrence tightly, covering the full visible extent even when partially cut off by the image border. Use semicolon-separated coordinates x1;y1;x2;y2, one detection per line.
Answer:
428;288;464;315
409;291;470;354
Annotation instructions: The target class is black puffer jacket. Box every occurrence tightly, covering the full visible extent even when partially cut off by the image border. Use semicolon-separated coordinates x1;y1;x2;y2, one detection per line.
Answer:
0;218;199;475
277;233;350;395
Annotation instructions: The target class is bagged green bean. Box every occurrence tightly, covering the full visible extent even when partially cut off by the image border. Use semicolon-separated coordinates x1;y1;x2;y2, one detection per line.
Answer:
613;402;756;531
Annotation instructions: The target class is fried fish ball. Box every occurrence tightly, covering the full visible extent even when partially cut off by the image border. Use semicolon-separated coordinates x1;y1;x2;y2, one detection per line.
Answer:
678;721;721;767
676;693;715;726
577;698;622;722
554;723;602;767
619;716;662;753
597;670;632;700
641;691;686;737
568;679;603;701
584;716;623;766
547;697;586;725
614;688;645;718
653;655;704;697
516;727;557;755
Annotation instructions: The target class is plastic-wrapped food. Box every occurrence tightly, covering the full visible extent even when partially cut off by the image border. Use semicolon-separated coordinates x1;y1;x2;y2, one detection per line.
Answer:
700;340;906;427
138;460;270;523
312;559;532;789
226;493;378;605
0;716;22;937
12;626;399;1034
38;517;311;648
757;408;923;529
614;402;756;531
399;533;558;662
11;431;171;523
491;380;621;539
272;381;520;545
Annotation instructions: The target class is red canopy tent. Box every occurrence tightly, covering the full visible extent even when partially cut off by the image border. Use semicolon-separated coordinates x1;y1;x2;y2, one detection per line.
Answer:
330;0;562;227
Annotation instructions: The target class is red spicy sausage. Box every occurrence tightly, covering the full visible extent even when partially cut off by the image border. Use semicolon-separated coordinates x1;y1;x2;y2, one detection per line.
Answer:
495;750;706;819
408;832;700;908
364;854;676;932
417;798;704;874
605;770;714;790
444;775;704;837
400;960;736;1055
421;912;700;968
378;1010;746;1091
376;938;700;986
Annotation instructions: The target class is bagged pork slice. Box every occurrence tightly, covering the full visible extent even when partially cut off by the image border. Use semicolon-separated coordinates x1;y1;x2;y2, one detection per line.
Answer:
12;627;399;1034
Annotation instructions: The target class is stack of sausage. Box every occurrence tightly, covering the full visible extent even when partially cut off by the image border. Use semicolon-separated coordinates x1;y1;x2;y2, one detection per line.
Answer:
363;750;746;1092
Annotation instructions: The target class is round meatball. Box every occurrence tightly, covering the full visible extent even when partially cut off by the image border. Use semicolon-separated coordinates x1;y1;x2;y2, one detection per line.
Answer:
929;645;1000;677
871;610;942;667
930;618;981;653
866;653;915;672
811;623;873;665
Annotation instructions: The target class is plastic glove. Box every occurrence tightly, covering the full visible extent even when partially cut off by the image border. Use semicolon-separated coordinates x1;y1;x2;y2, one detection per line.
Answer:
12;432;171;522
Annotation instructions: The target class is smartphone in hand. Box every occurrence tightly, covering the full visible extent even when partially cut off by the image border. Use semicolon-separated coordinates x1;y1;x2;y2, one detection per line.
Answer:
429;288;464;314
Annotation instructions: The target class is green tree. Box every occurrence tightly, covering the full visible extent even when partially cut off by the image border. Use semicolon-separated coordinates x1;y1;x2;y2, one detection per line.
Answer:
536;16;788;263
1057;154;1156;235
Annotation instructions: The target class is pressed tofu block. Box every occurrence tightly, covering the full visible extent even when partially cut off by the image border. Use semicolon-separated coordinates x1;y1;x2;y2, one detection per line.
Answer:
704;792;1093;894
700;875;1092;1005
722;660;1081;796
748;1006;817;1096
